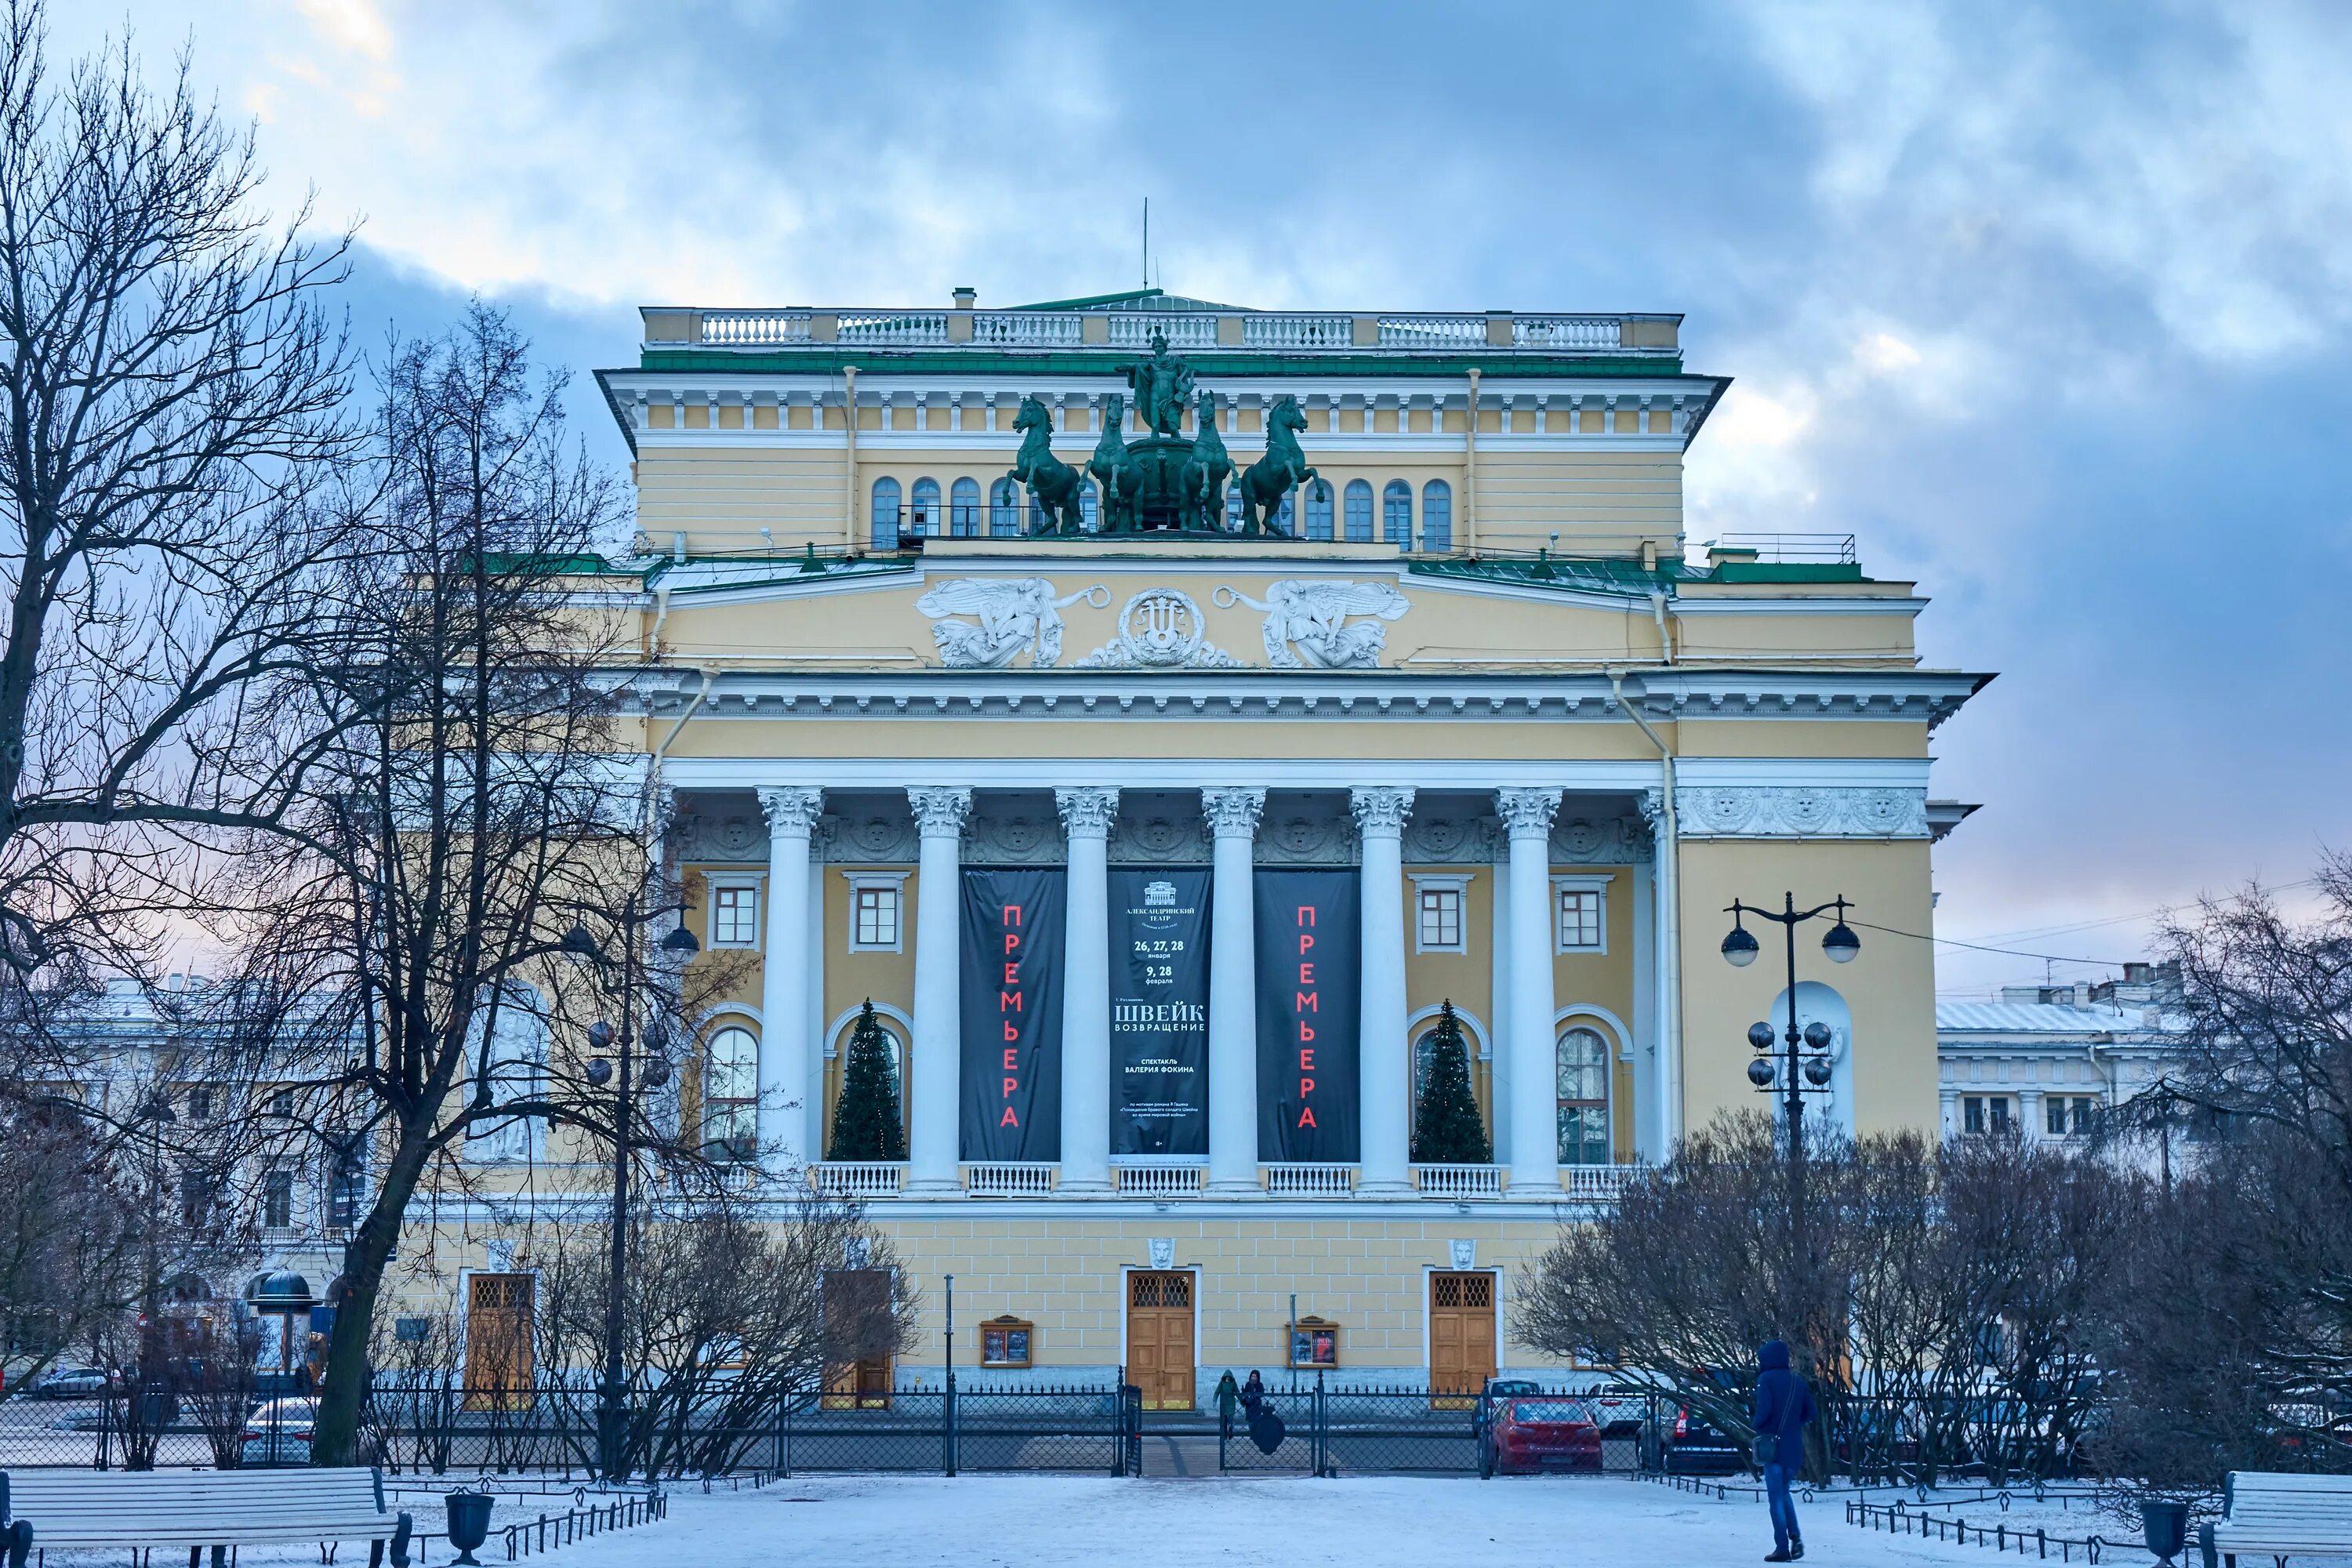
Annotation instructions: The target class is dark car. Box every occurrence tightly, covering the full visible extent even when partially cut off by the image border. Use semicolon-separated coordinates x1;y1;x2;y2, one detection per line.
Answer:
1490;1397;1602;1474
1640;1399;1744;1474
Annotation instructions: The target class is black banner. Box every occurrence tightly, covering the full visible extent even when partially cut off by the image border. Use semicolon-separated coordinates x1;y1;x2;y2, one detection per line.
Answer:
1109;869;1211;1156
1254;869;1359;1162
960;868;1065;1162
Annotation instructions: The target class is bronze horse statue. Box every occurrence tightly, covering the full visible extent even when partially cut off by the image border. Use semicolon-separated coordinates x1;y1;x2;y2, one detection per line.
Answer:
1087;392;1144;533
1237;394;1315;536
1009;395;1085;534
1181;391;1233;531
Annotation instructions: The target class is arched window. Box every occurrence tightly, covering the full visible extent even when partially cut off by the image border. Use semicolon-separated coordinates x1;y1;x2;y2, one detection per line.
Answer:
1344;479;1374;543
704;1025;759;1162
1274;488;1294;535
949;477;982;537
1080;478;1100;533
1556;1026;1611;1165
1029;488;1051;534
1225;485;1243;532
1304;479;1334;542
1421;480;1453;552
870;477;902;551
1382;480;1412;548
908;477;941;538
989;477;1021;537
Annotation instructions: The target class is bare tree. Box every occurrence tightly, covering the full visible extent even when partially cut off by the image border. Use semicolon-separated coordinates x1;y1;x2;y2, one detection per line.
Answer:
528;1192;916;1479
206;304;729;1467
0;0;359;1036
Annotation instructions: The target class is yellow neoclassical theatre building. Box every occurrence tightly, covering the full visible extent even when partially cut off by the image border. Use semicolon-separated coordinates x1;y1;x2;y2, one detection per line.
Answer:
569;289;1984;1406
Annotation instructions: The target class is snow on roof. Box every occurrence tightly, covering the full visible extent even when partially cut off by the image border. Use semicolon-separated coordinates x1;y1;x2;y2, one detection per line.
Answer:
1936;1000;2185;1037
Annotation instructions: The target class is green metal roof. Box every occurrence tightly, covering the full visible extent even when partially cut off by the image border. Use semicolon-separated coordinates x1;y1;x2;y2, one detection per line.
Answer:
1408;554;1690;599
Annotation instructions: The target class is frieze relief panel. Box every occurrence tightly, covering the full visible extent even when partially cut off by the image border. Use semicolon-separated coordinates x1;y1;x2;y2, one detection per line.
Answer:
1677;786;1930;840
1109;804;1211;865
915;575;1416;671
1073;588;1243;670
1255;800;1360;866
963;804;1068;866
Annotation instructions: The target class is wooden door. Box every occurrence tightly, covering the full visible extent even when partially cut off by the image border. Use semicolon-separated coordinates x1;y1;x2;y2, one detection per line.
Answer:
1429;1271;1496;1404
463;1272;534;1412
822;1269;895;1409
1126;1271;1195;1411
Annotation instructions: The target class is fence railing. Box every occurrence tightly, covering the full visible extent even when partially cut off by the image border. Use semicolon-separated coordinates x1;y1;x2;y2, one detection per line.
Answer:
659;308;1677;356
1263;1163;1356;1197
1113;1163;1204;1197
963;1162;1055;1197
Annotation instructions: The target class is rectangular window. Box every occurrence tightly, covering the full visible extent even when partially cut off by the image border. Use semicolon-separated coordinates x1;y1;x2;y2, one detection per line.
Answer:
187;1087;212;1122
854;885;902;949
1963;1096;1984;1134
711;884;759;948
1557;889;1603;952
2069;1096;2096;1134
1986;1096;2013;1134
263;1168;294;1229
328;1152;365;1227
1417;886;1463;951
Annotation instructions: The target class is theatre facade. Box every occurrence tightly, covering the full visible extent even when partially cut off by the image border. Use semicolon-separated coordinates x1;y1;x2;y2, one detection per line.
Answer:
564;289;1986;1405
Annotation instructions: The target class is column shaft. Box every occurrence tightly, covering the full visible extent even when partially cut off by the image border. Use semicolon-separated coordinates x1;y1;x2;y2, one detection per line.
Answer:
1056;788;1118;1193
1499;789;1562;1194
756;788;822;1173
1353;787;1414;1192
1203;788;1265;1192
906;788;971;1192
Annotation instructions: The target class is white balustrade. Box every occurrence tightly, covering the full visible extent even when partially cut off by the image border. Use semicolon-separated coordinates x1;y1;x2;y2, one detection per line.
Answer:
1243;314;1352;349
971;312;1082;347
836;311;949;346
1413;1164;1502;1200
1377;314;1486;348
810;1162;905;1199
1560;1163;1645;1203
699;310;811;346
1513;315;1621;350
1107;314;1218;349
1263;1163;1357;1197
964;1162;1058;1197
1114;1164;1205;1198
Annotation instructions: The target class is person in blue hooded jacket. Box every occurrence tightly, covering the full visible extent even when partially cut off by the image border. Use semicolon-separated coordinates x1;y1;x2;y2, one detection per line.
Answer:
1753;1339;1817;1561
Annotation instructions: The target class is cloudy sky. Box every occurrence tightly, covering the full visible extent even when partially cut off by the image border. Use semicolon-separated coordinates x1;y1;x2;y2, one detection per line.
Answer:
60;0;2352;996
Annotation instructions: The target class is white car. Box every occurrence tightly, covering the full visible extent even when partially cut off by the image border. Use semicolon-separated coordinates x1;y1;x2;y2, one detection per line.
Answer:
240;1397;318;1467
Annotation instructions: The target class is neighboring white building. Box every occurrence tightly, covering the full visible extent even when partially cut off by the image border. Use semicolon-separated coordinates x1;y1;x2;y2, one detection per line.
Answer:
1935;961;2189;1143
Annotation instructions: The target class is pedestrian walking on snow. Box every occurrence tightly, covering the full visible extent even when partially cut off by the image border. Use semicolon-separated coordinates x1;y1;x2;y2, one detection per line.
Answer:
1753;1339;1817;1562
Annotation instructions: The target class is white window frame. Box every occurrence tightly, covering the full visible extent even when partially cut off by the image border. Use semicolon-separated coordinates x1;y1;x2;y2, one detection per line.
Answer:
1409;873;1474;955
842;870;910;953
1552;873;1613;955
706;874;764;950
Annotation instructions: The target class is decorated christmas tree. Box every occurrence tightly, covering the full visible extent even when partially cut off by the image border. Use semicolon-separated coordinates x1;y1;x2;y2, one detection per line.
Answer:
829;1000;907;1161
1410;1000;1491;1164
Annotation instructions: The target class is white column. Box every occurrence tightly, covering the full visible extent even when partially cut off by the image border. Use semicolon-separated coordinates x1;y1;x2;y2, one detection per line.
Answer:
1631;855;1658;1163
1487;855;1513;1167
1352;786;1414;1193
906;787;971;1193
1497;788;1561;1194
2019;1087;2044;1143
1203;787;1265;1193
1055;787;1118;1194
1640;785;1684;1150
755;787;824;1174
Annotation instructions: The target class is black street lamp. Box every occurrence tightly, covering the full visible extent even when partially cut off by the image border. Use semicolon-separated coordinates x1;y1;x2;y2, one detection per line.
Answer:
1722;892;1859;1358
565;899;697;1484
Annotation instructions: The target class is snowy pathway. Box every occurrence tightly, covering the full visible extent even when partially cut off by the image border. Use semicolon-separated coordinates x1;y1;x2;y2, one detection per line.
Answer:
524;1473;2081;1568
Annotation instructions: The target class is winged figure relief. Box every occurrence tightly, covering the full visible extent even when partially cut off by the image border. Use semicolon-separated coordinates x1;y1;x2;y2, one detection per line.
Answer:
1214;579;1412;669
915;578;1109;669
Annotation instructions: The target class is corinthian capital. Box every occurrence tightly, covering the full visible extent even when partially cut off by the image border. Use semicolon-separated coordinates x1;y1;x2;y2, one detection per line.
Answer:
906;786;974;837
1348;786;1416;837
757;786;825;836
1054;786;1120;837
1494;787;1560;838
1200;786;1266;839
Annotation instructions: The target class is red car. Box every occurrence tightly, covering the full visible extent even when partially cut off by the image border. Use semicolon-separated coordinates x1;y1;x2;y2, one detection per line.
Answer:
1491;1396;1602;1473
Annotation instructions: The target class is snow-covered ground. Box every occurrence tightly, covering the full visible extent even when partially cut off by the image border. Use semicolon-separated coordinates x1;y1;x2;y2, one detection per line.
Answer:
430;1473;2119;1568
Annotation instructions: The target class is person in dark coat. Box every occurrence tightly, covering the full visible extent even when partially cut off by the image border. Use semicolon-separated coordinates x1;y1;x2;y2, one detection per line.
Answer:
1240;1369;1266;1414
1753;1340;1817;1561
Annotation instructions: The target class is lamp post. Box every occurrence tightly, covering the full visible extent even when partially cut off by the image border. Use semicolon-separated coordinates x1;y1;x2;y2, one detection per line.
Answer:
564;896;699;1485
1721;892;1859;1363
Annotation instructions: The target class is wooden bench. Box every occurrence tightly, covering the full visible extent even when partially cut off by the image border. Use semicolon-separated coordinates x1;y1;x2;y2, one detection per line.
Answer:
0;1467;412;1568
2200;1471;2352;1568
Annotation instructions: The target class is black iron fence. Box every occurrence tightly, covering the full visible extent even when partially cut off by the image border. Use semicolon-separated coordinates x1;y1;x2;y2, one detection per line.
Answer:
0;1378;2101;1486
